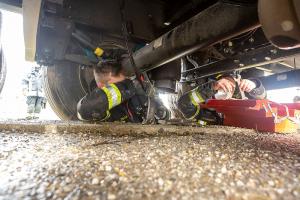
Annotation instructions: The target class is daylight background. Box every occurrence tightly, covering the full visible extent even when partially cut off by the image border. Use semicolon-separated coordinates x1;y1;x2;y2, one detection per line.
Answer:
0;10;298;120
0;10;59;120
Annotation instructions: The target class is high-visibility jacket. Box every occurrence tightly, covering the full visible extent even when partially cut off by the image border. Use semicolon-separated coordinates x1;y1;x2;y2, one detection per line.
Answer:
77;79;147;122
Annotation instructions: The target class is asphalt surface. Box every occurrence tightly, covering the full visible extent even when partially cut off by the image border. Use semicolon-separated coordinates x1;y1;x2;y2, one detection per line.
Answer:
0;121;300;200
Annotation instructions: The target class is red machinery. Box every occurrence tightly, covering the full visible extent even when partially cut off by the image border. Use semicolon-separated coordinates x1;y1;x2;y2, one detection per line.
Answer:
203;100;300;133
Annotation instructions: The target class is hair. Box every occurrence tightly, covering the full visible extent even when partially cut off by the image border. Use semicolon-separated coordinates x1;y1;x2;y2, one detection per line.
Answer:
94;60;123;76
294;96;300;103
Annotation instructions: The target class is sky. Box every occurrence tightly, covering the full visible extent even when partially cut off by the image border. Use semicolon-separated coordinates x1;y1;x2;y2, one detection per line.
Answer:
0;10;298;120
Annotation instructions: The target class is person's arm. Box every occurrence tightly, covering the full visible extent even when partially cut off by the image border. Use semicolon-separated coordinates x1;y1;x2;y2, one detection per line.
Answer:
77;79;136;121
215;77;266;100
21;77;30;96
21;79;29;89
245;78;266;99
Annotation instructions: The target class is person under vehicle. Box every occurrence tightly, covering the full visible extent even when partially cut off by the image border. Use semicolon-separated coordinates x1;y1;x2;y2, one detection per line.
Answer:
77;60;168;122
177;74;267;124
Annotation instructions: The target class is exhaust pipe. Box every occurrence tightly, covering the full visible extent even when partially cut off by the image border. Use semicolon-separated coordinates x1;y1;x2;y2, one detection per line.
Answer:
122;2;260;76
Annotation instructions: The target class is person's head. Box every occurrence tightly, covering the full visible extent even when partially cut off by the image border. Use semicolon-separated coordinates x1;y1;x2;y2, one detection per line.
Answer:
33;66;40;72
293;96;300;103
93;60;125;88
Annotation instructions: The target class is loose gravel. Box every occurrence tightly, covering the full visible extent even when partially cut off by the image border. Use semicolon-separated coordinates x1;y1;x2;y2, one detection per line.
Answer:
0;122;299;199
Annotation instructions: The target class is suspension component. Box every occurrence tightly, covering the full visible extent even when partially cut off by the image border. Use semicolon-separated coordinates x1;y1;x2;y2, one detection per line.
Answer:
122;2;260;76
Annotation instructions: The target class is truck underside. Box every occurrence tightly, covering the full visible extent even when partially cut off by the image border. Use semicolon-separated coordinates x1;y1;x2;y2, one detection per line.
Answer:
0;0;300;120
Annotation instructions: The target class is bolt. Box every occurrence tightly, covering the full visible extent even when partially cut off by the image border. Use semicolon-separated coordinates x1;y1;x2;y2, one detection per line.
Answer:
234;60;240;64
249;38;254;43
270;49;277;54
281;20;294;32
239;63;245;67
265;57;272;61
224;48;230;53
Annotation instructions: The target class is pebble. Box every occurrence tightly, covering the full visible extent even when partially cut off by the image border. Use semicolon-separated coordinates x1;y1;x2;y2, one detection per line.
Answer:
91;178;100;185
65;177;72;184
221;166;227;174
158;178;164;187
215;178;222;184
104;174;118;185
105;166;112;172
268;180;275;187
108;193;116;200
46;191;53;198
83;160;89;165
63;185;73;193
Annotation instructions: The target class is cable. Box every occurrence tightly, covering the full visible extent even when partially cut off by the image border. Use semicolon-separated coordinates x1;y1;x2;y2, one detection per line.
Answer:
119;0;145;91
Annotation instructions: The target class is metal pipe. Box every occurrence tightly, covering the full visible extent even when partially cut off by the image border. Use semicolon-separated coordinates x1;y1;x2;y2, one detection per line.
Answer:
122;2;260;76
180;58;187;82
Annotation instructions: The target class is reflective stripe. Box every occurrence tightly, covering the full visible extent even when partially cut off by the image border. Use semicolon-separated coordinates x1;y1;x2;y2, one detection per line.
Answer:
102;87;112;109
100;111;111;121
102;84;122;110
189;105;200;120
216;74;223;79
189;90;204;106
120;115;128;122
188;90;204;120
77;112;87;121
195;91;204;103
110;84;122;105
198;120;207;126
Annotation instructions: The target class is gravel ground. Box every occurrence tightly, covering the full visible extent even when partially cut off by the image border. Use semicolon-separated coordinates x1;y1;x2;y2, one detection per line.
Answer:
0;122;300;200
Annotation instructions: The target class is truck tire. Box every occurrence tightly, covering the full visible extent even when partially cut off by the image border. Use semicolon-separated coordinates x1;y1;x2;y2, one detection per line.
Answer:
43;61;93;120
0;47;6;94
0;11;5;95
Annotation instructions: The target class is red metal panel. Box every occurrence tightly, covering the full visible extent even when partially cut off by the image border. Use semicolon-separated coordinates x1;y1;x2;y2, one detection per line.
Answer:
202;99;300;133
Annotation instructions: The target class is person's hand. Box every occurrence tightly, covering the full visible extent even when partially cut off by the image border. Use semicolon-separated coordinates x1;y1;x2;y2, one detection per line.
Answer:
213;77;235;92
239;79;256;92
22;88;28;96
